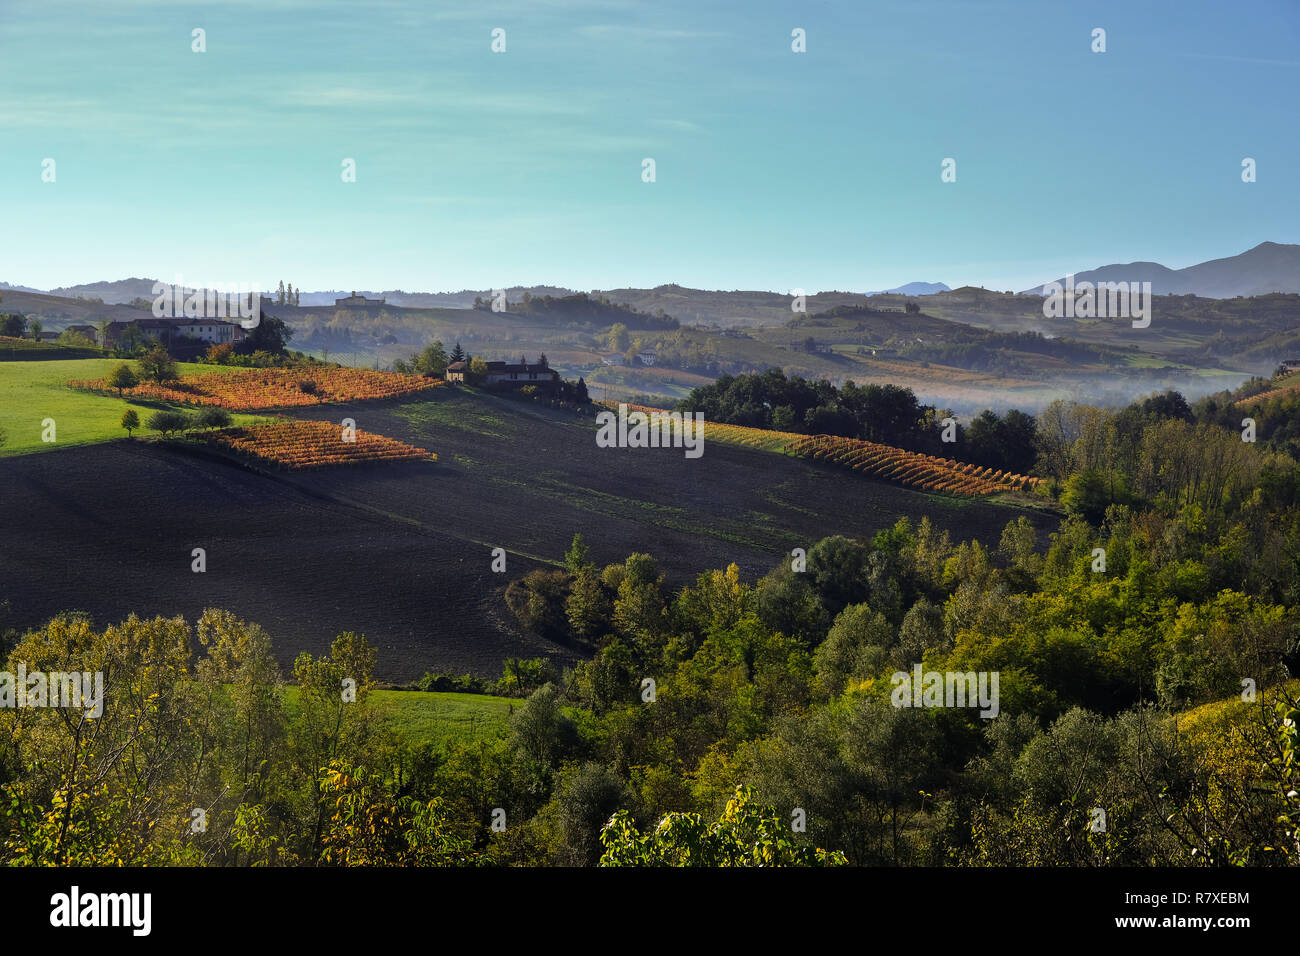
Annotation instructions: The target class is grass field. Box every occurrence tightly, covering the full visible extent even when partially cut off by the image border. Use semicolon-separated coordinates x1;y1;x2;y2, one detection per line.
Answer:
283;686;512;745
0;359;264;456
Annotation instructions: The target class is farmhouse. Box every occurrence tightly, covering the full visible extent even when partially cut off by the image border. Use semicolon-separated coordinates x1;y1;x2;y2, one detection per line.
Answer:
1279;358;1300;374
637;350;657;366
174;320;244;344
483;358;559;389
65;324;99;340
335;291;387;308
102;318;246;351
443;357;560;389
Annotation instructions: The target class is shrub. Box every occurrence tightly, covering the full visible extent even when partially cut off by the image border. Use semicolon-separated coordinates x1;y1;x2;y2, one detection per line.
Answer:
145;410;193;436
205;342;236;364
196;407;233;430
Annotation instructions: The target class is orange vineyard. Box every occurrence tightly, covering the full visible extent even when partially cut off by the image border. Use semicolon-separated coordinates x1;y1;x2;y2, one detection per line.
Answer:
1235;383;1300;407
203;420;437;469
784;435;1040;496
604;402;1041;497
69;367;442;410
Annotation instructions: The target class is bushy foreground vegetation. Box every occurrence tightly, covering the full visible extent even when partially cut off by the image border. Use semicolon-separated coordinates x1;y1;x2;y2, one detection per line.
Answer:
4;484;1298;865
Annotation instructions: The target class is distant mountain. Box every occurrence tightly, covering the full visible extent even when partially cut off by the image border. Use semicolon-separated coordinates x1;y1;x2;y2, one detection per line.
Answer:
0;281;44;295
1023;242;1300;297
867;282;950;296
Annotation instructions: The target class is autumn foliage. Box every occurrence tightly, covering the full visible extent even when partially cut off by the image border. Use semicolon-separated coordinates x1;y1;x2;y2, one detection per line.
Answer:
204;420;436;469
69;366;442;411
786;434;1041;496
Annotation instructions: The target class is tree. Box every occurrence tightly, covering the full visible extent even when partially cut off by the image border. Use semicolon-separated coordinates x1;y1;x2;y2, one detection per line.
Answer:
197;407;233;430
29;320;42;341
566;566;610;641
450;342;465;363
138;346;178;383
469;357;488;380
607;323;630;352
1;313;26;337
107;363;138;396
241;313;293;355
554;763;629;865
600;786;847;866
120;409;139;437
564;533;591;573
410;341;448;378
316;761;475;866
278;280;285;305
508;683;575;776
145;410;193;436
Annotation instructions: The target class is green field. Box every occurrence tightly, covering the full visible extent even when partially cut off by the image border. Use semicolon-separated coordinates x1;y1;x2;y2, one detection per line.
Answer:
282;686;513;745
0;358;264;456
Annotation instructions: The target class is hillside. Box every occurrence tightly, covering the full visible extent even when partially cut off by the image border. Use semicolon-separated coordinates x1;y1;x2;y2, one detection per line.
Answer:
0;386;1050;681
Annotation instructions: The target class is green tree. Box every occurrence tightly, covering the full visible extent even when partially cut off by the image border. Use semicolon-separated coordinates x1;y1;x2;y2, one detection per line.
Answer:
413;341;449;378
600;786;847;866
197;407;233;430
145;410;192;436
107;362;138;395
138;346;178;383
564;533;591;573
120;408;139;437
566;566;611;641
607;323;630;352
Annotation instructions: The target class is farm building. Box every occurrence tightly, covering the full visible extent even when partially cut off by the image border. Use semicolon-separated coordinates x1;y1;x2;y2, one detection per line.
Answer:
1279;358;1300;374
335;291;387;307
102;318;246;351
482;359;559;389
443;358;560;389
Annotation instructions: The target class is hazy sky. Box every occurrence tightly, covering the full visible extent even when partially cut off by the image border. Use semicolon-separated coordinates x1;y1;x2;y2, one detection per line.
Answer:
2;0;1297;293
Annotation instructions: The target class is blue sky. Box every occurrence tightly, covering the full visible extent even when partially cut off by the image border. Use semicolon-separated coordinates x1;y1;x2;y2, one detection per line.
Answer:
1;0;1297;294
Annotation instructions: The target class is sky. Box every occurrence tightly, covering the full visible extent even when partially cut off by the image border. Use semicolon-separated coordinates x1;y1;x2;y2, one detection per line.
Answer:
1;0;1298;294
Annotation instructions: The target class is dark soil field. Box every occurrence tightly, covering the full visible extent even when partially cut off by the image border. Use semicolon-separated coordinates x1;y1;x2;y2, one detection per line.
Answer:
0;387;1059;681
